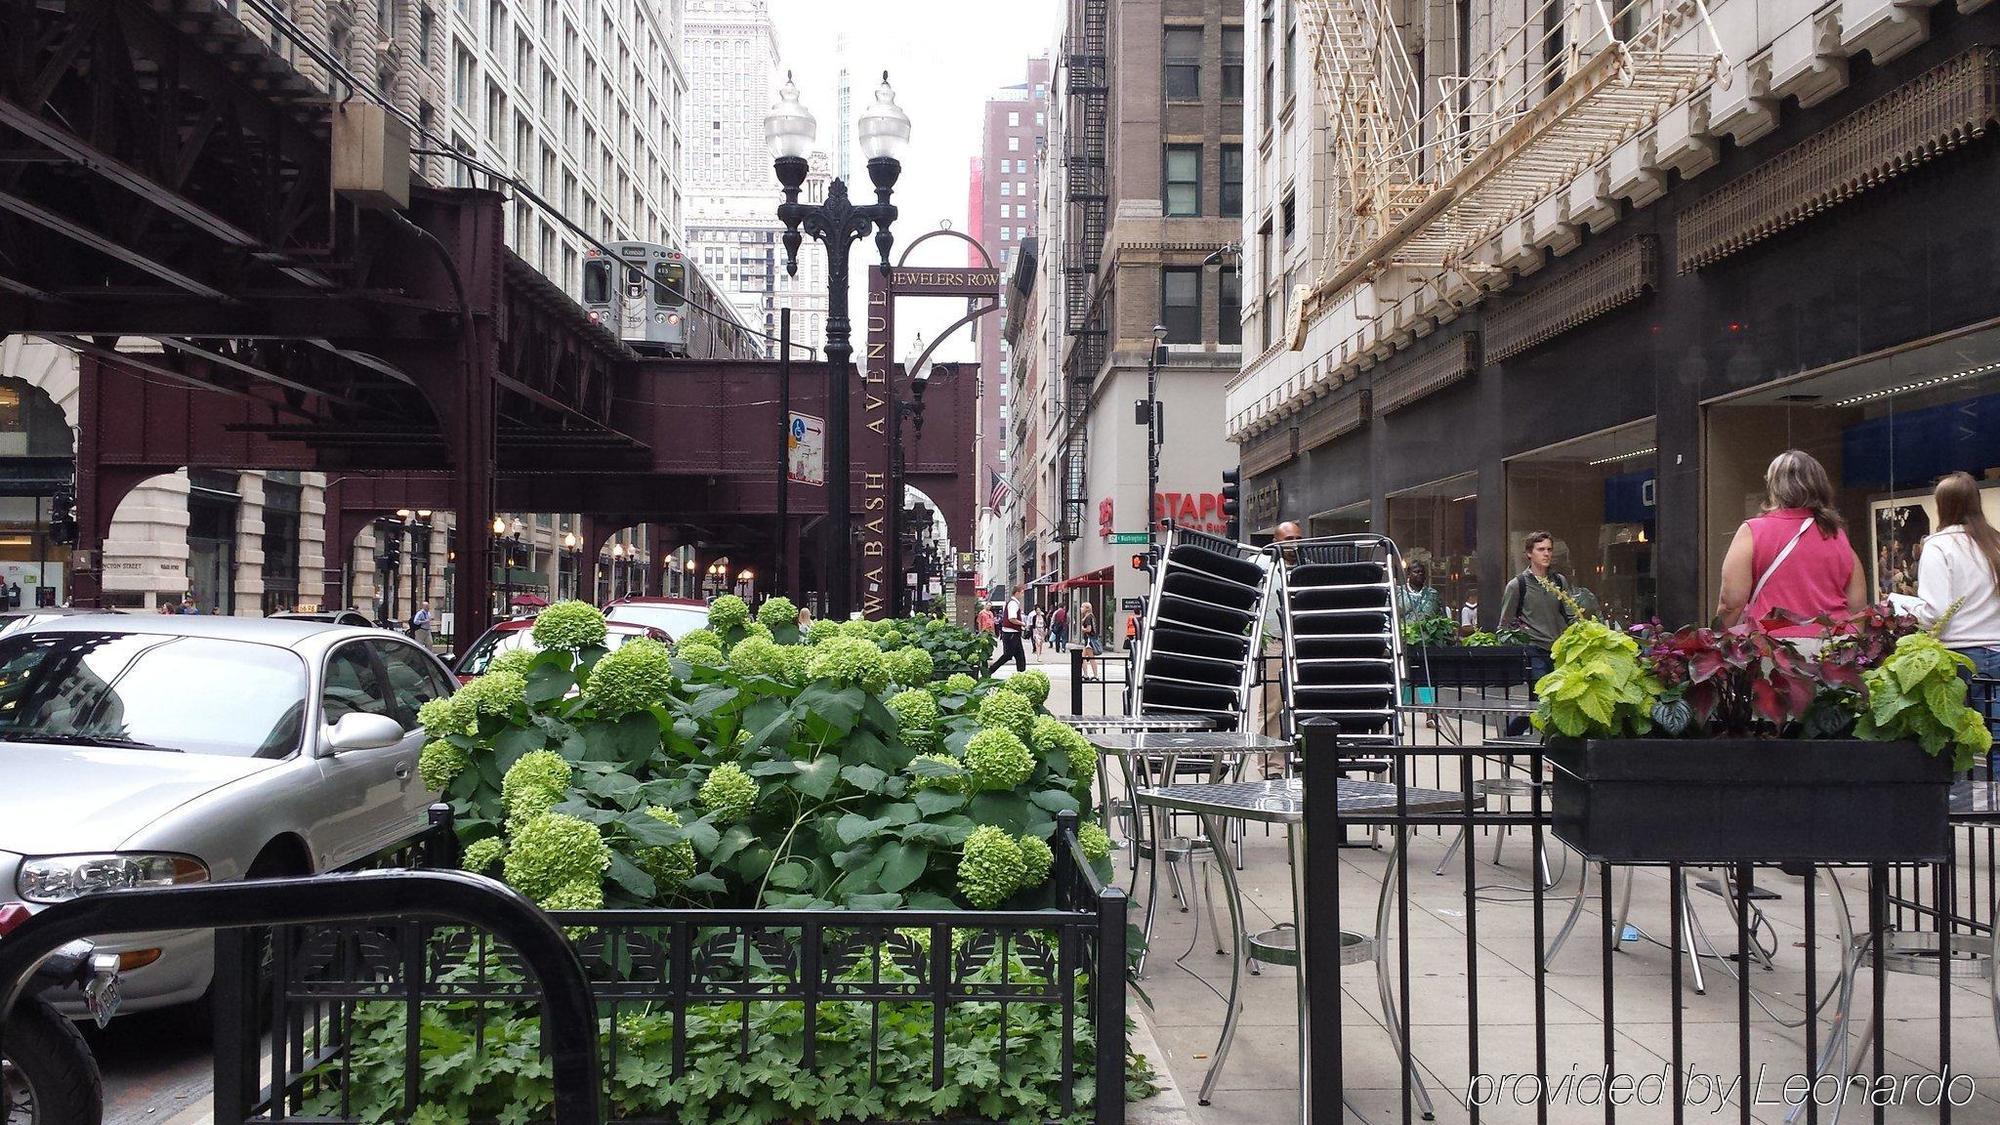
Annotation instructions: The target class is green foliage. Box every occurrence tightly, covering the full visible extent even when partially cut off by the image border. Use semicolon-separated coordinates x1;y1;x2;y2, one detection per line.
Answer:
939;672;978;697
460;836;505;875
1855;632;1994;771
805;635;891;694
1531;618;1660;739
886;687;939;732
636;806;697;888
957;825;1025;908
1003;668;1052;707
1077;823;1113;861
887;646;935;687
1400;614;1459;648
418;694;473;739
1018;833;1054;888
531;600;609;651
501;812;609;901
1033;716;1098;795
1462;631;1499;647
675;626;721;651
806;619;840;644
457;669;527;718
756;596;800;632
584;637;674;716
419;739;468;791
676;640;725;667
727;635;794;683
697;761;758;822
501;750;572;826
964;728;1035;792
871;616;996;678
976;690;1037;742
707;594;751;633
486;648;539;677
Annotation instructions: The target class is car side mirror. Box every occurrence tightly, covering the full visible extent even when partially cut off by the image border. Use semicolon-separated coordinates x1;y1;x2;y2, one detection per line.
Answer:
441;651;457;665
324;712;407;754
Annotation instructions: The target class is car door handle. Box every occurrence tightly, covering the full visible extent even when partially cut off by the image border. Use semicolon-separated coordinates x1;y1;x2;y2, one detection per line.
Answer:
394;763;411;780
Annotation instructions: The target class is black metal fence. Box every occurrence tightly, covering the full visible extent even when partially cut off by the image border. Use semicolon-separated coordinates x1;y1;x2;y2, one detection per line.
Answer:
1297;729;2000;1125
214;811;1130;1124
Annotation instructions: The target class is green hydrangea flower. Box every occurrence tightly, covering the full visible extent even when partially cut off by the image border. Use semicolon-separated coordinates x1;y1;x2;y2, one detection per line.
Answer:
805;635;890;694
756;596;799;632
887;688;940;732
502;812;610;900
675;626;721;651
906;752;966;792
1077;823;1113;861
976;690;1037;743
501;750;573;825
418;739;469;791
698;761;758;821
964;727;1034;792
1001;669;1051;707
707;594;750;632
636;806;698;889
1033;716;1097;790
585;638;674;715
936;673;978;698
729;635;791;681
739;621;775;646
806;619;840;645
531;600;608;651
486;648;538;678
675;640;725;667
457;670;527;718
780;644;812;683
538;878;604;912
1018;833;1054;888
417;695;473;738
460;836;505;874
957;825;1024;908
838;618;878;639
889;647;935;687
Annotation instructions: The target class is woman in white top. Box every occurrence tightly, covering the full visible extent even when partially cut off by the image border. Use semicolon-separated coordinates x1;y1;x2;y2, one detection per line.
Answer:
1914;471;2000;683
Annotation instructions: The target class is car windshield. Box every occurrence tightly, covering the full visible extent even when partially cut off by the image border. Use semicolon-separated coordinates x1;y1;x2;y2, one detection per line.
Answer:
605;604;708;640
0;632;307;758
462;625;656;677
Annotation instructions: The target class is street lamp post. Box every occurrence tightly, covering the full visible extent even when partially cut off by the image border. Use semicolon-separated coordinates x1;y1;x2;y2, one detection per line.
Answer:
561;531;579;600
767;72;911;620
1145;324;1167;554
492;516;524;618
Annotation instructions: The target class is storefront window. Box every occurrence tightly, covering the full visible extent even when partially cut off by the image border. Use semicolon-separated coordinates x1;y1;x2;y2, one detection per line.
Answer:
1703;322;2000;613
1506;420;1657;625
1309;501;1369;538
1386;473;1478;623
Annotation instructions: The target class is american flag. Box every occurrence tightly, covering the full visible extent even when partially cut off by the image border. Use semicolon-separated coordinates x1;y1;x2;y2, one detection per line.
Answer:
988;468;1014;512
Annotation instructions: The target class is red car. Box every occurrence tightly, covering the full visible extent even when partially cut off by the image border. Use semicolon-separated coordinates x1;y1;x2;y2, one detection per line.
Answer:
602;596;711;643
453;617;669;682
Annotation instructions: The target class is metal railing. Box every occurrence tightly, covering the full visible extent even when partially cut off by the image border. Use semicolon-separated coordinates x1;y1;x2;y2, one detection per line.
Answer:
215;810;1129;1124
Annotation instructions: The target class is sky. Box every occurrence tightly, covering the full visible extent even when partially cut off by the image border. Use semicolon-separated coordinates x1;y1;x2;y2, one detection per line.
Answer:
763;0;1061;360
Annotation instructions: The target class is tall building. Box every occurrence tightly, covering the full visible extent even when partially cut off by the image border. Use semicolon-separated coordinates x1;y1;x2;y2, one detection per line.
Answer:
0;0;691;620
683;0;828;357
969;56;1052;593
1230;0;2000;627
1038;0;1244;634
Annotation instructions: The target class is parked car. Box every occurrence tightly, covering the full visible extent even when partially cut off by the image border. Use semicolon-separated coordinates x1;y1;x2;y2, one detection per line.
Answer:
269;608;377;628
453;616;670;681
0;616;453;1018
0;607;119;638
602;595;710;642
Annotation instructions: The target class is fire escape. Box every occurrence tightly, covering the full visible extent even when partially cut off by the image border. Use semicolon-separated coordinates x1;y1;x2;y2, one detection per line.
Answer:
1056;0;1108;543
1296;0;1726;329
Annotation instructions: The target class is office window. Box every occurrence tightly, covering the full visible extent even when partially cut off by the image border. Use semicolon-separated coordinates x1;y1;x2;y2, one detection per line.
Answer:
1164;144;1201;217
1008;136;1020;151
1165;28;1202;99
1001;181;1012;196
1222;27;1245;100
1258;220;1275;350
1281;192;1296;250
1283;0;1297;102
1163;268;1202;344
419;8;435;66
1220;145;1243;218
1009;111;1020;126
452;45;474;113
1219;267;1241;345
1037;112;1045;125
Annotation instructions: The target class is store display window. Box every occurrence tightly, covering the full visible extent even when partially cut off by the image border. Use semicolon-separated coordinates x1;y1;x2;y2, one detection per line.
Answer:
1386;473;1478;622
1505;419;1658;625
1703;321;2000;613
1309;501;1370;538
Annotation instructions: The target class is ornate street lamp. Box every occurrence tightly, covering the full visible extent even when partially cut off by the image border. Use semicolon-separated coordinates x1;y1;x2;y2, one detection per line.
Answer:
767;71;910;620
560;531;579;600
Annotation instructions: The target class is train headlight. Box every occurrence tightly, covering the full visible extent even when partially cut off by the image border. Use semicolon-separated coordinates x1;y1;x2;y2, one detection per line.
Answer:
666;313;681;326
587;311;600;322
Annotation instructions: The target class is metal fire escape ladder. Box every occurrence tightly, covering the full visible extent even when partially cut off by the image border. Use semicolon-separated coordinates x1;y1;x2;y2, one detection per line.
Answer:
1298;0;1727;328
1057;0;1110;542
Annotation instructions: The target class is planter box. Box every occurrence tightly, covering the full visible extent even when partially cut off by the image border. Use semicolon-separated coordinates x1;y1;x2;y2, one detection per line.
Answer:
1405;645;1536;690
1546;739;1952;865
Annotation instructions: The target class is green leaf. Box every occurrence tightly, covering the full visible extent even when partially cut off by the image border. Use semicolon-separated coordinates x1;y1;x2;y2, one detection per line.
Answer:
789;755;840;799
1030;789;1081;814
840;763;890;793
746;759;801;778
525;662;575;705
794;683;864;737
831;843;879;872
877;842;928;893
577;770;643;806
620;811;690;846
604;852;657;901
835;813;892;846
844;892;903;910
712;825;757;866
767;860;811;890
901;819;973;847
682;818;721;856
968;792;1031;835
912;789;967;817
681;872;727;895
740;696;794;752
684;684;742;719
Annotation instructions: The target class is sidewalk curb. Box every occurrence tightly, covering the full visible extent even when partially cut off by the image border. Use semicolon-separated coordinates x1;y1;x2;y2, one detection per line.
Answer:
1127;991;1195;1124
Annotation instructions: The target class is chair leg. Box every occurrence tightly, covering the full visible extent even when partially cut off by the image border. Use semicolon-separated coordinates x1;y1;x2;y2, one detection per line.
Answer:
1432;826;1467;876
1200;860;1227;957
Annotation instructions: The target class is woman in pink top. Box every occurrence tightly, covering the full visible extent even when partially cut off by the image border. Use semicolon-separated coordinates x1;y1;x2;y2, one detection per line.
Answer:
1716;449;1866;645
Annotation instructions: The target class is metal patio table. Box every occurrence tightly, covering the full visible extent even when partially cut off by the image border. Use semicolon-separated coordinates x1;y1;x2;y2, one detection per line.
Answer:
1137;774;1475;1115
1061;715;1227;837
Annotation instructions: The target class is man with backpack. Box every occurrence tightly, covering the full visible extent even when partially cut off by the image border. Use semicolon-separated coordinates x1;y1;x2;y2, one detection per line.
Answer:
1497;530;1574;681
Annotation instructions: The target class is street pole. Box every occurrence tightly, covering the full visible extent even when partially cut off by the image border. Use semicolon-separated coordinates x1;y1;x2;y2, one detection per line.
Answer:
1146;325;1166;554
777;308;791;603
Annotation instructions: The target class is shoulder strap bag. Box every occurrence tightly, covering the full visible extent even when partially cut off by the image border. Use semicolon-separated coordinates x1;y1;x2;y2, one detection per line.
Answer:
1749;518;1814;607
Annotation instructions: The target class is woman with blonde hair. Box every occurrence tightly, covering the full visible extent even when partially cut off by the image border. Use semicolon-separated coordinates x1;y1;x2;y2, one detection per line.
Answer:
1716;450;1866;650
1914;471;2000;680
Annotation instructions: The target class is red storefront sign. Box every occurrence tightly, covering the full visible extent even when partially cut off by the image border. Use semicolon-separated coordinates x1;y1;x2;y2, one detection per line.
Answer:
1097;492;1229;537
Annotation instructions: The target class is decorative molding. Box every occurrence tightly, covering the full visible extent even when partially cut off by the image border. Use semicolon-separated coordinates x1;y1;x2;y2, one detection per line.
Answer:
1240;423;1296;476
1372;333;1477;416
1483;236;1660;364
1678;47;2000;274
1297;388;1368;452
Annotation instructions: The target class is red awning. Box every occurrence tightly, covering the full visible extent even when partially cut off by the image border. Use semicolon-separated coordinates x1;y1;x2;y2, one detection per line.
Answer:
512;593;550;608
1052;567;1113;592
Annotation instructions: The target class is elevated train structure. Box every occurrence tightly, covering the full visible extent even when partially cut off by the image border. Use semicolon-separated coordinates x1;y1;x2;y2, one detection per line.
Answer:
582;242;763;360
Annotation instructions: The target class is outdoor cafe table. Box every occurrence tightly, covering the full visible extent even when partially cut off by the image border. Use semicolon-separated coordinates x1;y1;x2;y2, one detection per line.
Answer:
1136;774;1477;1114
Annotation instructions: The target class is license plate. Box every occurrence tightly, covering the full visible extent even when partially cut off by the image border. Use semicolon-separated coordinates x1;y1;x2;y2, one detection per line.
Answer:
83;970;120;1029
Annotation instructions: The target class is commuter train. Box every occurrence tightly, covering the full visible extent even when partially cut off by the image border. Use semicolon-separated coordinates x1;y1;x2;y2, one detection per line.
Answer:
581;241;763;360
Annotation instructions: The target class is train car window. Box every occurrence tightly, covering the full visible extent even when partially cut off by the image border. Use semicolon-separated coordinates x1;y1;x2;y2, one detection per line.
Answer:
582;259;611;304
655;263;686;305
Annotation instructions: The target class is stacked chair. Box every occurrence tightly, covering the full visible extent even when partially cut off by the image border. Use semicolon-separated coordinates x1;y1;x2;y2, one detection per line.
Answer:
1276;534;1406;763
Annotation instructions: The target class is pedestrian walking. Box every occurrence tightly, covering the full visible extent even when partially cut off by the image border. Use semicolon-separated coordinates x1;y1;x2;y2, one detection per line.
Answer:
796;604;814;631
1457;583;1480;635
1912;471;2000;685
1715;449;1865;656
1077;600;1099;677
977;603;996;634
409;602;434;649
1497;531;1574;682
1025;605;1043;655
987;585;1027;674
1051;603;1068;650
1397;561;1444;622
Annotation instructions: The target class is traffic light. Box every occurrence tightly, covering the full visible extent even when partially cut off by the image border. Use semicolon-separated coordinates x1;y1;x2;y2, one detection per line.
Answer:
1220;468;1242;543
48;491;77;547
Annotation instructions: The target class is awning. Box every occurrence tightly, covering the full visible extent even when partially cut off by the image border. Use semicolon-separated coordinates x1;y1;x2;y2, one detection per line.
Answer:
512;593;550;608
1052;567;1112;592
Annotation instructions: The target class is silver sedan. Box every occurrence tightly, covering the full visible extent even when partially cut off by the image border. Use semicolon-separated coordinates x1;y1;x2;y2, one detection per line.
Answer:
0;615;450;1015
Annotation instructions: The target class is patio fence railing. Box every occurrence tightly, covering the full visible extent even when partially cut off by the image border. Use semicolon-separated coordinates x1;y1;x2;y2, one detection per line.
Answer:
212;809;1129;1124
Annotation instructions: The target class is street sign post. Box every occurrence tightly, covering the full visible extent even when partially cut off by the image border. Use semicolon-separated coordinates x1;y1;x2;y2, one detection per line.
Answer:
786;412;824;487
1108;532;1149;544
